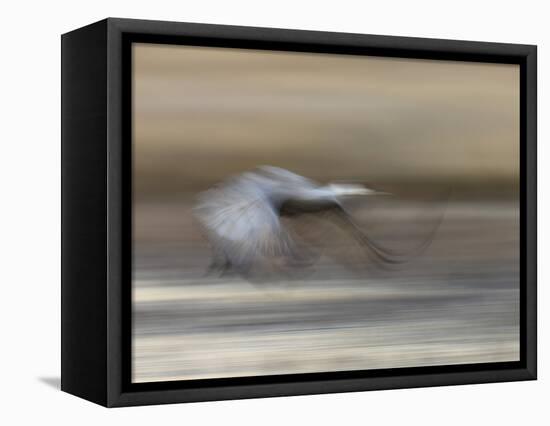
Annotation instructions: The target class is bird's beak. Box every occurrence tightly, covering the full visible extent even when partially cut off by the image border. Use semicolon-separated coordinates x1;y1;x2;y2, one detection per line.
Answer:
361;188;391;196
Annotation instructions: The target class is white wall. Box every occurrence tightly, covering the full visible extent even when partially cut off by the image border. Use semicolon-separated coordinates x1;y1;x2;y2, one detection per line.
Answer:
1;0;545;424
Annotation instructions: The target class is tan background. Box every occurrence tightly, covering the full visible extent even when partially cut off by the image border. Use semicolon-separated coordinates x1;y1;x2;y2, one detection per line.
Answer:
133;43;519;197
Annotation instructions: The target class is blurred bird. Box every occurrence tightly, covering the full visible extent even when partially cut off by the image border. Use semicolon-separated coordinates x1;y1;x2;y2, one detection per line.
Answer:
194;166;444;280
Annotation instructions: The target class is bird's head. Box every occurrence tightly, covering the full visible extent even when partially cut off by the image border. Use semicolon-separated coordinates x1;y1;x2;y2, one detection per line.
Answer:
327;183;390;197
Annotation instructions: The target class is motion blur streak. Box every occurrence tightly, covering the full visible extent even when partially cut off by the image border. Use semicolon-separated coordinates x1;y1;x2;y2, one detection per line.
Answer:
132;43;519;383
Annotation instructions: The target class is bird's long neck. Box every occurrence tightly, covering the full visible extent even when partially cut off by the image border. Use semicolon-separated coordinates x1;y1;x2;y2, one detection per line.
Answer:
291;186;338;203
277;186;339;216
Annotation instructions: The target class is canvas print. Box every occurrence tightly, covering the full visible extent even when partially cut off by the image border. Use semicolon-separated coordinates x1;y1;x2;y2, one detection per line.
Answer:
131;43;519;383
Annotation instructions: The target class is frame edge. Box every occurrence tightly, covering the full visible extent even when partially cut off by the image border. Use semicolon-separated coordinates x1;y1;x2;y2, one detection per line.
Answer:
61;19;110;407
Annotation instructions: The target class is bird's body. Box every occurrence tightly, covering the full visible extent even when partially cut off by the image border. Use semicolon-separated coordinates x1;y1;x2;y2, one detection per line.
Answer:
194;167;322;275
194;166;442;280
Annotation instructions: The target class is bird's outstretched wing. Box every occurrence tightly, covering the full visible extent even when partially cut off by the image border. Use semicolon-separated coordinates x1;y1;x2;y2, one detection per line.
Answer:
194;173;307;277
256;165;318;188
328;191;450;267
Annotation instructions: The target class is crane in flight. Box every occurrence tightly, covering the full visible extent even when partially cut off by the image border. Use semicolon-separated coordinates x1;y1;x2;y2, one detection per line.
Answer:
194;166;445;281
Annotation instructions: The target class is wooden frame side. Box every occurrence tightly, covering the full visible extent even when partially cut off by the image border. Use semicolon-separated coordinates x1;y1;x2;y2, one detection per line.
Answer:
61;19;109;406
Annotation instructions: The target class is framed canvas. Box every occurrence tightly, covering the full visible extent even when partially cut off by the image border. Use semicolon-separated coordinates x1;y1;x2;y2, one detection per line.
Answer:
61;18;537;407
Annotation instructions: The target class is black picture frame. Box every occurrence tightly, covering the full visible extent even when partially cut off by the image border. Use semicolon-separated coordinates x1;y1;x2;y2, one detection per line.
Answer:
61;17;537;407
